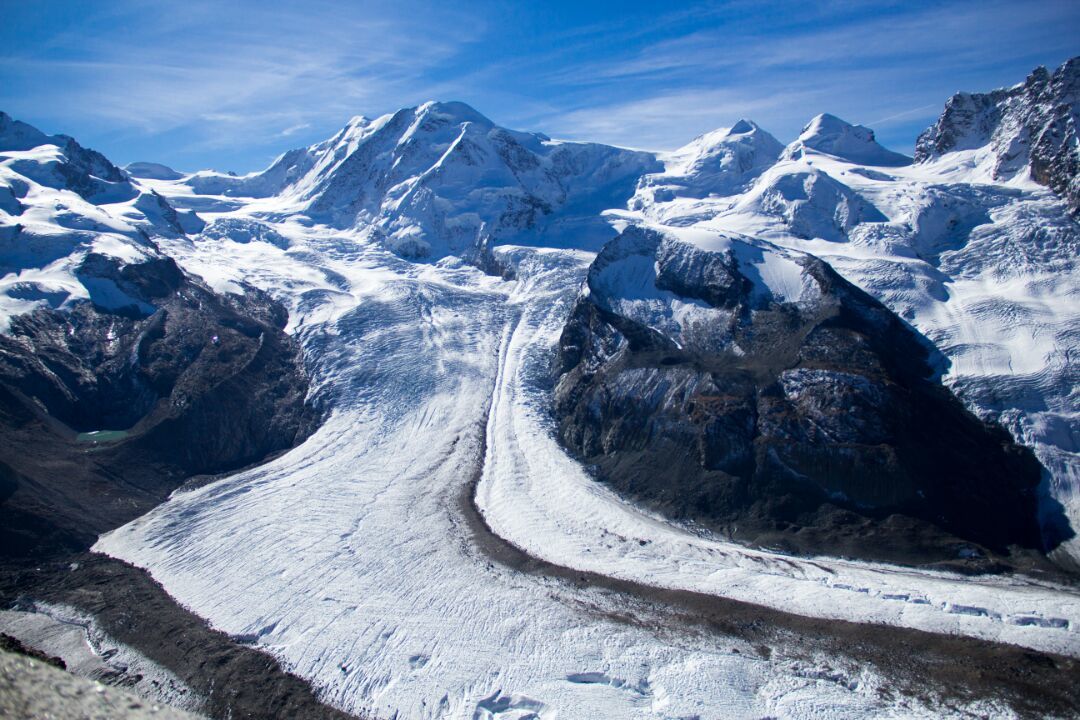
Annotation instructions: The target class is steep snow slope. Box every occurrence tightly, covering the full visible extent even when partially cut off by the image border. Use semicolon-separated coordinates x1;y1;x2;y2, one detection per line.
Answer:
0;112;204;330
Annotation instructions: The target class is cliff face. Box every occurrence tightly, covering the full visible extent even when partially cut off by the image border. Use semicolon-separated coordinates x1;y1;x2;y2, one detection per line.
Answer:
554;226;1056;566
915;57;1080;212
0;245;316;561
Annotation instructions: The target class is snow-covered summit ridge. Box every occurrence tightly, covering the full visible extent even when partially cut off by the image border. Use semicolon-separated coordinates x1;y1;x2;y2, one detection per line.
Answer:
631;119;784;212
125;162;184;181
784;113;912;167
916;56;1079;212
179;100;660;259
1;111;136;205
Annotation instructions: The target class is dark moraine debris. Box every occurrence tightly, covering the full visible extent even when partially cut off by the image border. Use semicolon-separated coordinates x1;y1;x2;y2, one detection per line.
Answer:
554;225;1070;568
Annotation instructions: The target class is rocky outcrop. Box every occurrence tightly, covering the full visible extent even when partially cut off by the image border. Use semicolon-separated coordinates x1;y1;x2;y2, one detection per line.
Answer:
554;226;1059;567
915;57;1079;212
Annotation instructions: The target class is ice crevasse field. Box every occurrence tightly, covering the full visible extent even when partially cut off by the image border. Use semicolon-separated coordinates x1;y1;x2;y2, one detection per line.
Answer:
62;99;1080;719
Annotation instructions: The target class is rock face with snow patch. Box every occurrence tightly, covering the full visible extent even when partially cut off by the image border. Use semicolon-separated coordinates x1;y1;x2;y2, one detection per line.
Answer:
554;226;1054;566
915;56;1079;212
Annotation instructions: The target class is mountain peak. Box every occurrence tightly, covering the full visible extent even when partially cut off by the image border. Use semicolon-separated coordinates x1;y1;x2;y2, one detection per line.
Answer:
728;118;758;135
914;55;1079;211
0;110;51;152
414;100;492;127
786;112;912;167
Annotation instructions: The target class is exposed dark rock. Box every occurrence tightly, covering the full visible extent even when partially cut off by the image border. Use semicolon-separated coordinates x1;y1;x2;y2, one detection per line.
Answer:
0;252;318;562
554;226;1066;567
915;57;1079;213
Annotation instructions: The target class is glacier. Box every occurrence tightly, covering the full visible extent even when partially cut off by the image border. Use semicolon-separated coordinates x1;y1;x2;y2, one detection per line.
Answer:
2;60;1078;719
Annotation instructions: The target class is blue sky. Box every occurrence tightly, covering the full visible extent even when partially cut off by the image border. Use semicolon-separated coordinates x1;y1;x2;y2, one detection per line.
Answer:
2;0;1077;173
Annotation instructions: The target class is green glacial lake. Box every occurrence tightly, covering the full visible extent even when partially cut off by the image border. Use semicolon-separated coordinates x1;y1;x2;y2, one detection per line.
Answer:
76;429;130;443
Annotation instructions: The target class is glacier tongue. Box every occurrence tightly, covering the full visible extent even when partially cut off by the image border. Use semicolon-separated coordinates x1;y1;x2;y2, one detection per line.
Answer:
94;225;930;720
96;193;1078;719
75;60;1080;718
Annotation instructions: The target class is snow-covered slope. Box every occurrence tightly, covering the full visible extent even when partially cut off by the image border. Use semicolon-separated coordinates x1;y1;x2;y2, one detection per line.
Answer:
0;112;204;330
630;120;783;220
125;161;184;181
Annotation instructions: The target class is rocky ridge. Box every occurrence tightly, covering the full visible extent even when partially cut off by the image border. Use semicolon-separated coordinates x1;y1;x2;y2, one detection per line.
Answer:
915;58;1080;212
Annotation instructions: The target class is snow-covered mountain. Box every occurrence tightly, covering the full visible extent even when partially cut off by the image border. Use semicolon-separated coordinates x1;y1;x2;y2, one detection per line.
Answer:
785;113;913;167
915;58;1079;213
125;161;185;181
0;111;205;329
177;101;659;259
3;58;1080;720
615;59;1080;567
630;119;784;214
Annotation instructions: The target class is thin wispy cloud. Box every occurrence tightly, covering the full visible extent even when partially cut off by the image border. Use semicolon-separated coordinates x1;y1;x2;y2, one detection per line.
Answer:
1;0;1076;170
